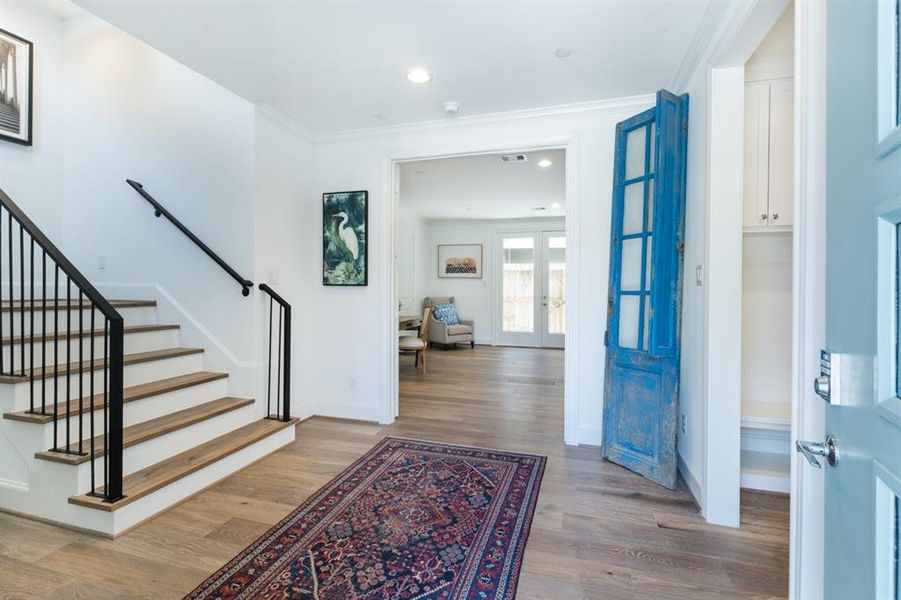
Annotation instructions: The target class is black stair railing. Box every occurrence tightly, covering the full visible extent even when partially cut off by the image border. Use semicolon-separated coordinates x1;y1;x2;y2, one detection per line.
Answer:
126;180;254;296
259;284;290;422
0;186;125;502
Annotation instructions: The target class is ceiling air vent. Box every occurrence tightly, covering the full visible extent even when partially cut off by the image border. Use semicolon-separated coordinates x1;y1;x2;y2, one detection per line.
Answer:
500;153;528;163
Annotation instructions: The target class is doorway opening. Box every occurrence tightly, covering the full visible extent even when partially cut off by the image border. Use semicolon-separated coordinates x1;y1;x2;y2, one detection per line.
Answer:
394;148;566;427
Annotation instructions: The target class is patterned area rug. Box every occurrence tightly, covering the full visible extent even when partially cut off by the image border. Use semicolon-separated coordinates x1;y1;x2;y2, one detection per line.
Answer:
186;437;546;599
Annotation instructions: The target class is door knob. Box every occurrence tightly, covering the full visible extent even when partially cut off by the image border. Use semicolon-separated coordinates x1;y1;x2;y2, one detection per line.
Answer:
760;213;768;221
796;434;839;468
771;213;779;221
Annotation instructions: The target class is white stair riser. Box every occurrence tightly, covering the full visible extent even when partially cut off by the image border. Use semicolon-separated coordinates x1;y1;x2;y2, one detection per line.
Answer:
0;306;157;336
17;377;231;447
1;329;179;370
73;403;257;491
3;353;205;410
104;424;295;536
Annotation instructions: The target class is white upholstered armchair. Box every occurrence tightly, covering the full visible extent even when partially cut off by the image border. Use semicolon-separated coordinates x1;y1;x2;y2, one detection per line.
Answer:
423;296;474;350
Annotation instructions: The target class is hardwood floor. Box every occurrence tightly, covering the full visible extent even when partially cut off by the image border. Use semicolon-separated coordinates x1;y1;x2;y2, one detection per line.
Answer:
0;345;789;598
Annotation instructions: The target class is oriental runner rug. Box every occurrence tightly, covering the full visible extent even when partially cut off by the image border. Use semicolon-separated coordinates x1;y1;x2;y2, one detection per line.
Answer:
186;437;546;599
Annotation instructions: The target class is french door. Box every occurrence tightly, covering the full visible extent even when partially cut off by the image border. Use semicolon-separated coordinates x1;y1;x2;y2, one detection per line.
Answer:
495;231;565;348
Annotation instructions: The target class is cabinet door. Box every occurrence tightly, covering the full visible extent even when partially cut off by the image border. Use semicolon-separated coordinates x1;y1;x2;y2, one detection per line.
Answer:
743;82;770;228
767;79;794;227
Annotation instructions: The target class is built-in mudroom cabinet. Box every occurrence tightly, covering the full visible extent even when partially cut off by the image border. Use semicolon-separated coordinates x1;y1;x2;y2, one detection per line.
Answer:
740;3;793;493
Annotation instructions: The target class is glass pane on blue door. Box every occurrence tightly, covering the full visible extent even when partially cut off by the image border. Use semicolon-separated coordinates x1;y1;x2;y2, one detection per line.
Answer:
625;127;647;180
621;238;643;291
619;295;640;349
623;183;644;235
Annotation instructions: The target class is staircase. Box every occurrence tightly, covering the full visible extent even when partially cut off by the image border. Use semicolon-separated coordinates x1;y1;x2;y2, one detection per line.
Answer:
0;185;295;537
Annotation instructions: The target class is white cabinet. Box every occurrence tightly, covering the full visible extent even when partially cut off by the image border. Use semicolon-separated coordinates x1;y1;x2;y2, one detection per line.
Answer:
743;78;794;230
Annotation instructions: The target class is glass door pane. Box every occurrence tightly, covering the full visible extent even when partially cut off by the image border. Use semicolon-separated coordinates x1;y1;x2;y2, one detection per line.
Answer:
502;237;535;333
546;235;566;335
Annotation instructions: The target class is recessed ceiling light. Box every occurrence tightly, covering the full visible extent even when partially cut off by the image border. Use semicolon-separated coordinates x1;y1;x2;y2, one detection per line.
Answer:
551;202;561;208
554;47;573;59
406;68;431;84
537;159;553;168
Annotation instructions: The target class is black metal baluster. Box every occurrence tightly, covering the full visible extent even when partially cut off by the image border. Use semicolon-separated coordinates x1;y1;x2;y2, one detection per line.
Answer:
103;319;108;496
29;237;33;413
19;220;24;376
276;305;283;421
52;263;58;451
41;250;46;414
78;289;83;455
266;296;272;418
8;210;13;375
90;302;95;494
282;302;291;422
107;317;124;501
65;276;71;452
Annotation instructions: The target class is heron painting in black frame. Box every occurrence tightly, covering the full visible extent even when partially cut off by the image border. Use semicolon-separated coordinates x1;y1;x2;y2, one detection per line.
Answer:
323;190;368;286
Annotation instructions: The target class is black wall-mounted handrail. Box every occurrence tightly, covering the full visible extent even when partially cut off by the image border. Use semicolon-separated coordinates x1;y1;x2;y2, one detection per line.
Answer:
126;180;254;296
0;185;125;502
259;283;290;422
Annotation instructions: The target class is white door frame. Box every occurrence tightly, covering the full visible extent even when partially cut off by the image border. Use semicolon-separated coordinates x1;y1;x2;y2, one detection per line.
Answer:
789;2;826;598
382;135;582;445
700;0;823;594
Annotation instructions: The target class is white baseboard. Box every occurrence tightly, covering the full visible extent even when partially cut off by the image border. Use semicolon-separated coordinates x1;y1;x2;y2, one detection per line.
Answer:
741;470;790;494
306;401;383;423
575;424;602;446
678;451;703;511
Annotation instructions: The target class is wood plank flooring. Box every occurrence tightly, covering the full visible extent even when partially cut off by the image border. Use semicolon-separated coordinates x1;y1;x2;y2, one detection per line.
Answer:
0;346;789;598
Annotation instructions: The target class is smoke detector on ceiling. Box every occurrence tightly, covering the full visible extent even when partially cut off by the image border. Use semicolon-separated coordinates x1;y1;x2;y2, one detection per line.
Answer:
500;154;528;163
442;101;460;115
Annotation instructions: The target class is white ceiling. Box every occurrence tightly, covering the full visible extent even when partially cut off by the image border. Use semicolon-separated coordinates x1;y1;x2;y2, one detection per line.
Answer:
399;150;565;221
72;0;712;134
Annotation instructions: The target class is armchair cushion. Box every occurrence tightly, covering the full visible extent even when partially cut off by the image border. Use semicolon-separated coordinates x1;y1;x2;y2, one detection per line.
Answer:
446;324;473;336
432;303;459;325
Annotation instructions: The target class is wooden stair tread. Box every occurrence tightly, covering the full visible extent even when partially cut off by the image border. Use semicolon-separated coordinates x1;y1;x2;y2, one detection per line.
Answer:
3;371;228;424
1;324;179;346
0;299;155;312
35;397;254;465
0;347;203;383
69;417;298;512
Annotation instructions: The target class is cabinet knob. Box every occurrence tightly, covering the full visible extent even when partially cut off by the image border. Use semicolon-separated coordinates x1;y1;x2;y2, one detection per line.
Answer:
760;213;768;221
772;213;779;221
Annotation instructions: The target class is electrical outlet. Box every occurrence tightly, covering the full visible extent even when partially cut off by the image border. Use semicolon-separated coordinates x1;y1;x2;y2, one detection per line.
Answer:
681;413;687;435
695;264;703;286
98;255;107;271
348;376;358;391
268;270;279;285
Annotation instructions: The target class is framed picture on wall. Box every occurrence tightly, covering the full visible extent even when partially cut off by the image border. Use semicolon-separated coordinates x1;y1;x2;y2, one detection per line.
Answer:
0;28;33;146
438;244;483;279
323;190;368;286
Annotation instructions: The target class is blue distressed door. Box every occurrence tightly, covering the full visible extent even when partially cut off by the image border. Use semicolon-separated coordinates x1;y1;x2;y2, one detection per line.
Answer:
602;90;688;489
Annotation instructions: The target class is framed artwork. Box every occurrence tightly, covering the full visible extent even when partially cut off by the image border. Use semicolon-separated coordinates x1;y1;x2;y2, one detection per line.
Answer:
0;28;33;146
323;191;368;286
438;244;483;279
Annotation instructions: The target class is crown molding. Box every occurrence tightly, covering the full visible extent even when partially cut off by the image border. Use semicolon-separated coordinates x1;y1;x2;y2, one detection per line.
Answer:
312;94;655;145
670;0;732;92
255;103;316;144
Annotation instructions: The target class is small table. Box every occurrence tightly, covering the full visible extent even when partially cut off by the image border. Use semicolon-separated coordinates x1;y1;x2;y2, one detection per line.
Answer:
399;314;423;333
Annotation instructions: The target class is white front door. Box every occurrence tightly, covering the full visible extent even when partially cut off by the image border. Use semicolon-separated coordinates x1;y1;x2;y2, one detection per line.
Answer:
496;231;565;348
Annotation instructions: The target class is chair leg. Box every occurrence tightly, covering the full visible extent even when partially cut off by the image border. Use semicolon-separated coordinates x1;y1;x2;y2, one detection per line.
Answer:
471;341;475;348
421;349;427;373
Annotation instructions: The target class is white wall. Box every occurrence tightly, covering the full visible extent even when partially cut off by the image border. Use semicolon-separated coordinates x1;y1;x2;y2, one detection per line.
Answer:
61;13;259;363
0;1;66;239
297;98;651;435
419;217;565;345
253;106;315;417
396;205;429;315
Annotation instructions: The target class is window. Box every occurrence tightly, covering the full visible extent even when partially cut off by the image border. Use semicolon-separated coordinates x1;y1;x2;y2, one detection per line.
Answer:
878;0;901;155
